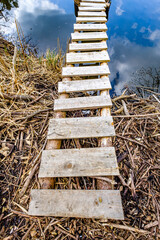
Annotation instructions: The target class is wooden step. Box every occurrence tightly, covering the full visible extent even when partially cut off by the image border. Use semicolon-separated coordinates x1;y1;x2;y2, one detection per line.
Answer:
62;65;110;77
58;77;111;93
80;2;106;7
78;11;106;17
76;17;107;23
66;51;110;64
69;41;107;52
47;116;115;140
54;95;112;111
82;0;106;3
71;32;108;41
39;147;119;178
74;23;107;31
79;7;105;11
28;190;124;219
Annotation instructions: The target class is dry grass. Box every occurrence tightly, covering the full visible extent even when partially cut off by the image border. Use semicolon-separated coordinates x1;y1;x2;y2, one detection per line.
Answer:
0;38;160;240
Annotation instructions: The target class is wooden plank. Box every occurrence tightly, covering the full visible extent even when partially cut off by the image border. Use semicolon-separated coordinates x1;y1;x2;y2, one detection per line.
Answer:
66;51;110;64
47;116;115;140
82;0;106;2
69;41;107;51
79;7;105;11
71;32;107;41
28;190;124;220
62;65;110;77
78;11;106;17
54;95;112;111
39;147;119;178
58;77;111;93
76;17;107;23
74;23;107;31
80;2;106;7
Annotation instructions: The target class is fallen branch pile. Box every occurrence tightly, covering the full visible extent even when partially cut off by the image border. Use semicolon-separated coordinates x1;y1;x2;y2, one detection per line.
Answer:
0;40;160;239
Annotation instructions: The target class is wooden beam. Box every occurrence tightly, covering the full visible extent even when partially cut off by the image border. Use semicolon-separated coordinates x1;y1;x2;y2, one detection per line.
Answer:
47;116;115;140
29;190;124;220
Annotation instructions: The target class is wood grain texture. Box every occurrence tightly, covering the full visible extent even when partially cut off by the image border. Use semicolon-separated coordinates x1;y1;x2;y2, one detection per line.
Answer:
76;17;107;23
74;23;107;31
28;190;124;220
39;147;119;178
69;41;107;51
58;77;111;93
71;32;108;41
54;95;112;111
47;116;115;140
62;65;110;77
80;3;106;7
79;7;105;11
66;51;110;64
78;11;106;17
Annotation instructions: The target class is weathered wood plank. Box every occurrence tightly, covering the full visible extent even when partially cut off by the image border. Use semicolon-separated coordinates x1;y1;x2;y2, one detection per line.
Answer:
62;65;110;77
54;95;112;111
69;42;107;51
78;11;106;17
66;51;110;64
79;7;105;11
58;77;111;93
71;32;107;41
80;2;106;7
28;190;124;220
47;116;115;140
74;23;107;31
39;147;119;178
76;17;107;23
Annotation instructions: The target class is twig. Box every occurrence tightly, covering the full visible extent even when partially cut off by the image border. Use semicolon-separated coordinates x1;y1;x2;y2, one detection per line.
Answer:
113;112;160;118
55;226;76;240
0;93;34;101
19;161;40;197
12;45;17;91
122;100;130;115
101;223;153;235
21;223;35;240
144;221;159;229
15;108;52;121
152;94;160;104
116;135;148;149
112;94;136;103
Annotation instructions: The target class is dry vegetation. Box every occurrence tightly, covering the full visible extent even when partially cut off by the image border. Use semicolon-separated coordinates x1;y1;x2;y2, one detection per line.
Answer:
0;38;160;240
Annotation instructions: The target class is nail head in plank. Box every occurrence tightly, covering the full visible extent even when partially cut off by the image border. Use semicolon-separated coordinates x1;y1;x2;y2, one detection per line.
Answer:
71;32;108;41
78;11;106;17
74;23;107;32
62;65;110;77
54;95;112;112
39;147;119;178
58;77;111;93
47;116;115;140
69;42;107;52
66;51;110;64
76;17;107;23
29;190;124;220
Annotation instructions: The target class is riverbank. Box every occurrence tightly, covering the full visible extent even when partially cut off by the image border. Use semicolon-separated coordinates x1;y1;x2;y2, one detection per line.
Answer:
0;38;160;239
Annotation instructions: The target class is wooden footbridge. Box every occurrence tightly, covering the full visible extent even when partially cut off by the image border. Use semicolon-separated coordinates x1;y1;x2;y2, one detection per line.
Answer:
29;0;124;220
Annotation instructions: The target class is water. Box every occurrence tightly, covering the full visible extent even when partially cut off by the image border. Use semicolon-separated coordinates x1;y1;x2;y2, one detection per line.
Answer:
1;0;160;94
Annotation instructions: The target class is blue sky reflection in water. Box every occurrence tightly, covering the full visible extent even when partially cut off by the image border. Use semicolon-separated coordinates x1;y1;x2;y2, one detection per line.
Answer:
1;0;160;94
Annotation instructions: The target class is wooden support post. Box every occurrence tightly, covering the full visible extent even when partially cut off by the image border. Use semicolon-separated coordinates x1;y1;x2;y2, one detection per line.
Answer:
39;76;72;189
97;43;112;190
